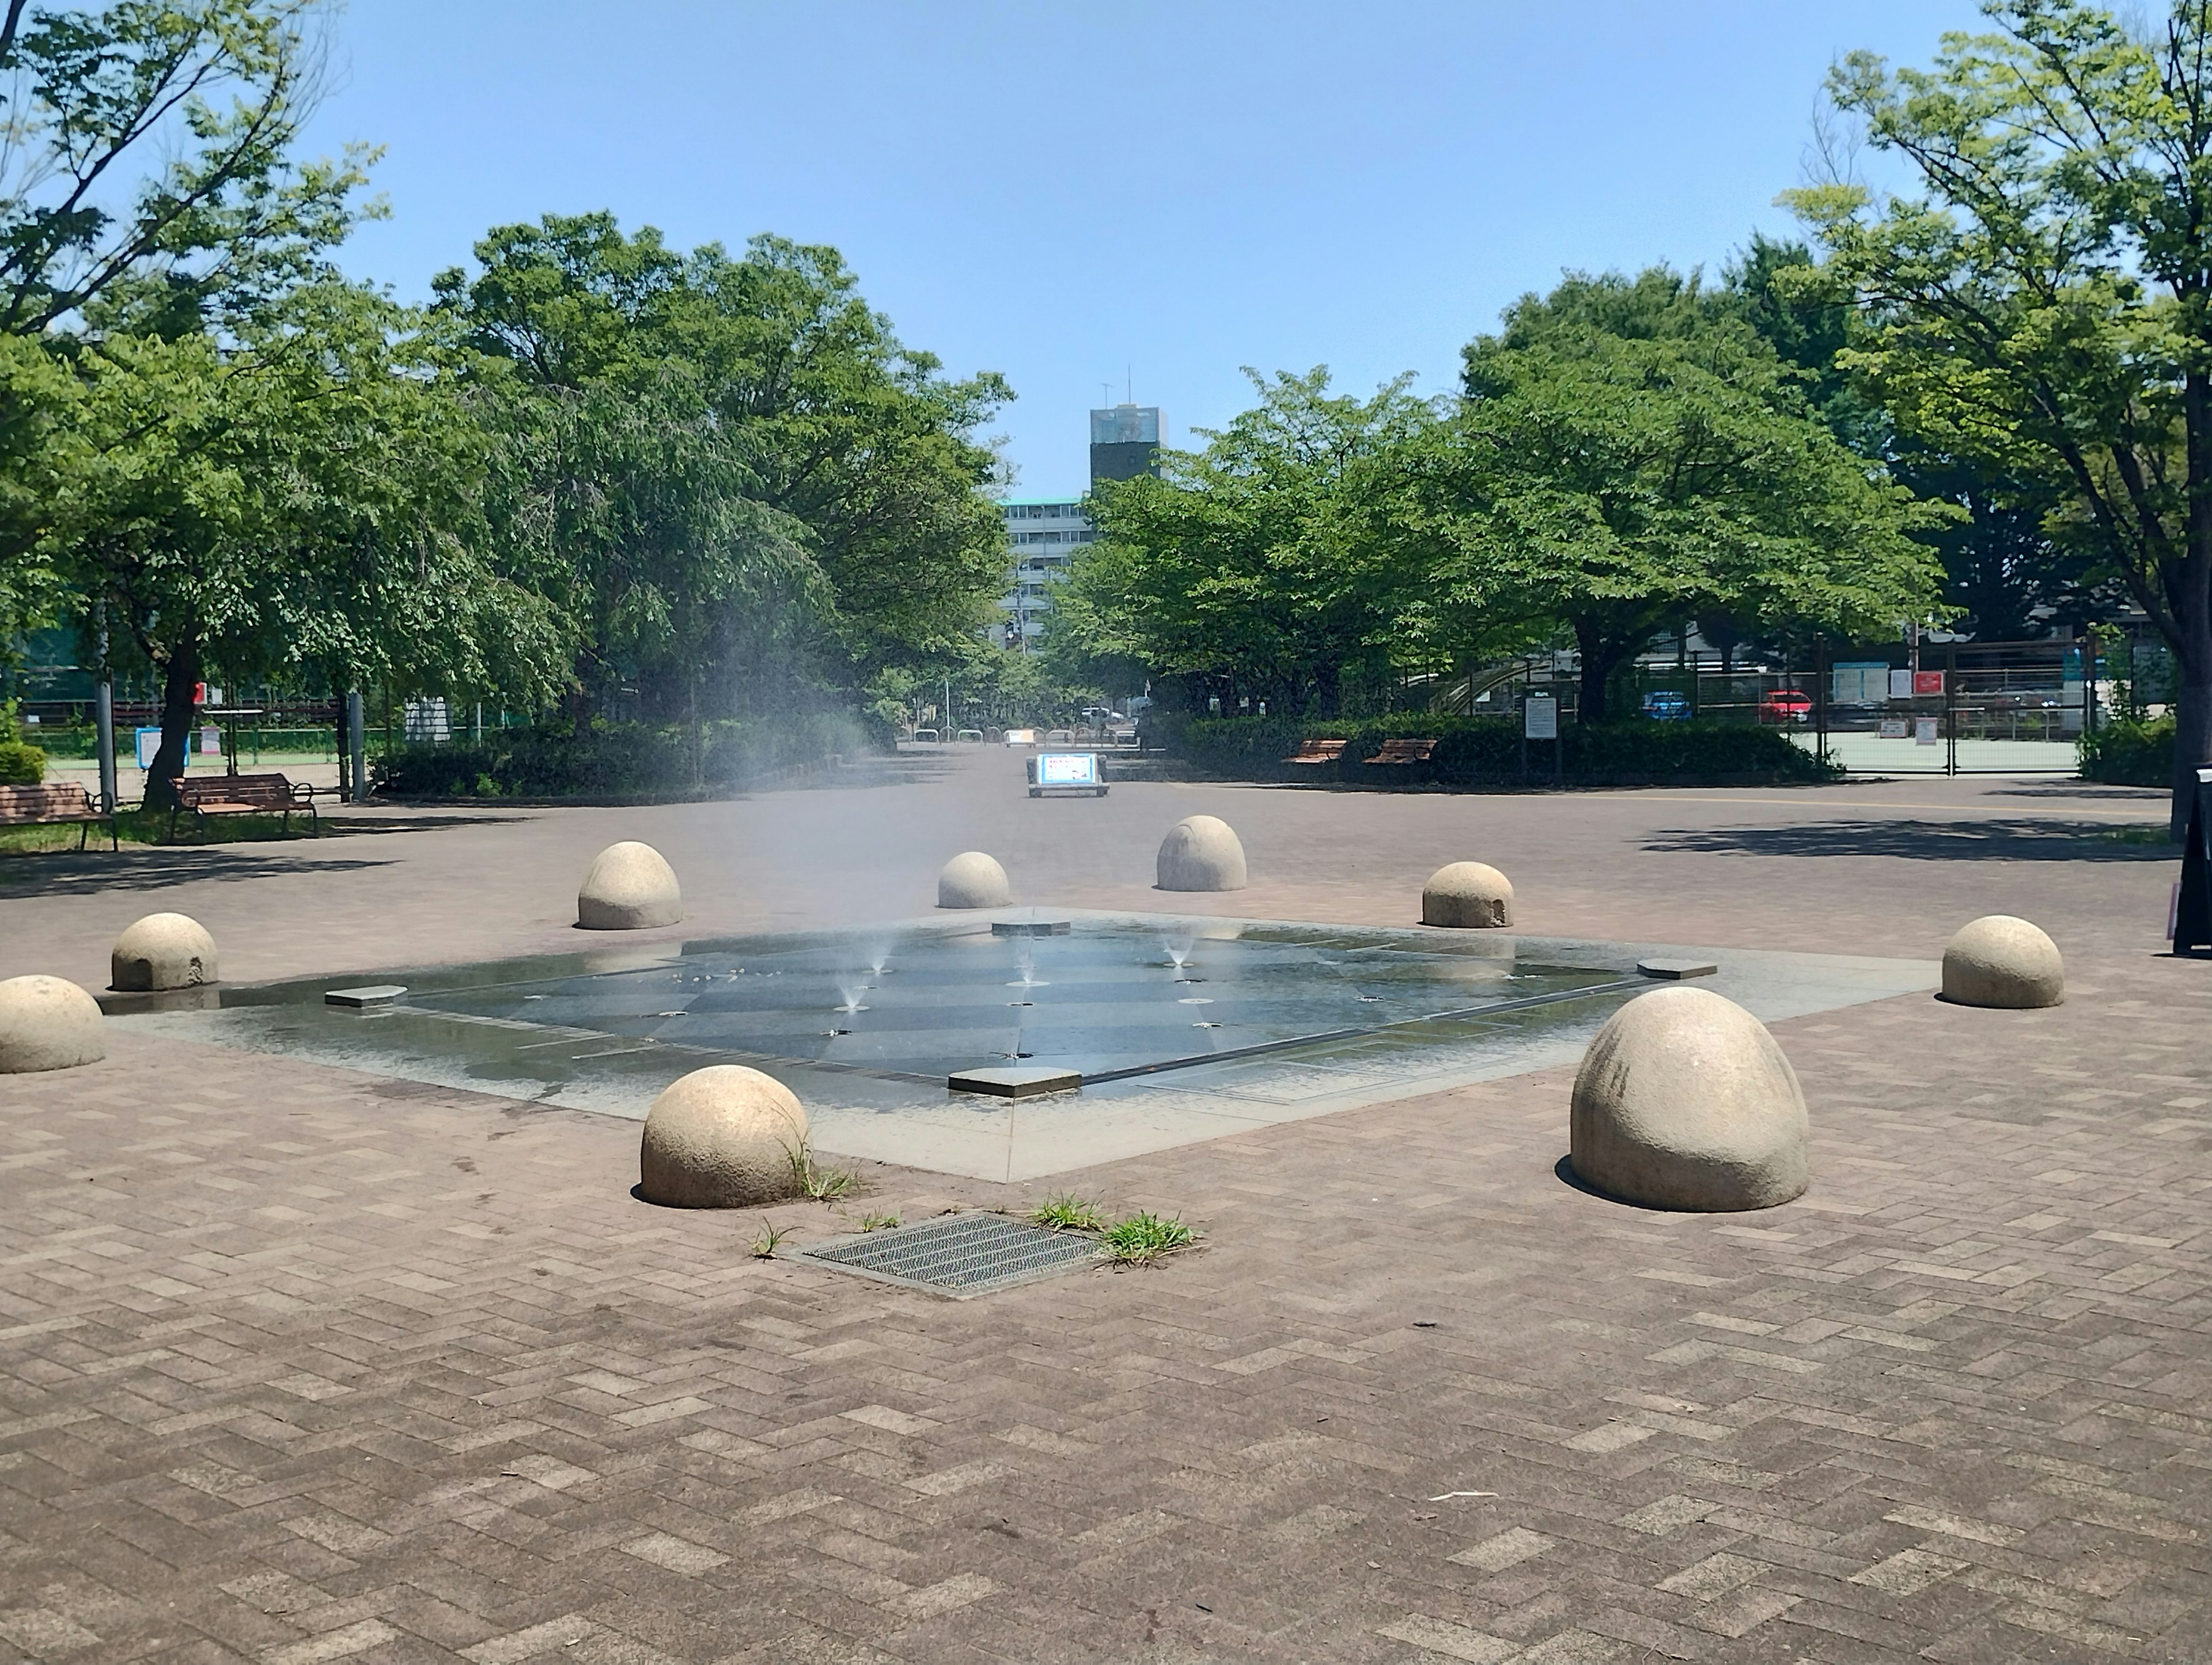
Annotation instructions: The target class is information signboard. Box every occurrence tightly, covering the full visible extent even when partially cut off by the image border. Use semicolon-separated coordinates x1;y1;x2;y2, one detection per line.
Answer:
1832;662;1889;705
1913;670;1946;696
1037;752;1097;787
1523;695;1558;740
1915;716;1940;746
1029;752;1107;798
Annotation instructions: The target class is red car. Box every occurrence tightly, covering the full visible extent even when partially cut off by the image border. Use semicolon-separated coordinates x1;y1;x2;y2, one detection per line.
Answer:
1758;689;1813;724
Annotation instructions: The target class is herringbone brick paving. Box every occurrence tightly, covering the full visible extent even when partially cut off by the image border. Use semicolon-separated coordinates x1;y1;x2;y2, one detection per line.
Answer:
2;764;2207;1662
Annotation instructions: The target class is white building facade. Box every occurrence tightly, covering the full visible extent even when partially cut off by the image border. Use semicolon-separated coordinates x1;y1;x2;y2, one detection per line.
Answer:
994;496;1097;649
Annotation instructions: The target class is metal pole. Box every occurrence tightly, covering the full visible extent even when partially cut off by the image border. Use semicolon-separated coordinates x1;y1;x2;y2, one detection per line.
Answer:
1815;633;1828;771
93;601;117;814
1945;643;1958;777
347;689;367;803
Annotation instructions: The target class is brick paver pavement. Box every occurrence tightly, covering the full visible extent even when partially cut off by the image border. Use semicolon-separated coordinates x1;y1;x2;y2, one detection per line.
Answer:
2;758;2207;1663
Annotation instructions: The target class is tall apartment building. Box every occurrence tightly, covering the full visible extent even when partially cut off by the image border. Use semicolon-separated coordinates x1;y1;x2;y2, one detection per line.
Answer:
995;496;1095;648
992;406;1162;650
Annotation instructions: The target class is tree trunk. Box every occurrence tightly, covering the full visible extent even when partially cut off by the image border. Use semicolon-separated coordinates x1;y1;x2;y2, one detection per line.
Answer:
2176;371;2212;841
2173;670;2212;841
688;674;704;792
1313;662;1340;719
143;629;200;811
1574;619;1615;723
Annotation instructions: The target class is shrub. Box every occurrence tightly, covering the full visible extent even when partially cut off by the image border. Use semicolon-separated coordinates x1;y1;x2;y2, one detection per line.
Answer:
1153;712;1838;787
372;712;883;800
2078;717;2173;786
0;703;46;784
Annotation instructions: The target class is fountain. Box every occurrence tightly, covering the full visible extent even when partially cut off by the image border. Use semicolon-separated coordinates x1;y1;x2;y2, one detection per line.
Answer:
104;912;1943;1181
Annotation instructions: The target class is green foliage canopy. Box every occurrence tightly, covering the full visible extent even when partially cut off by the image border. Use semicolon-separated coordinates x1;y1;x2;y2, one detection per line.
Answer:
1787;0;2212;827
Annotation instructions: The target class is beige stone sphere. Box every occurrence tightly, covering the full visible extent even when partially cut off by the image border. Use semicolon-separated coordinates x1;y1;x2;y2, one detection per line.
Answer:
1422;862;1514;929
578;841;683;930
1156;814;1247;892
111;912;218;991
1941;915;2063;1009
1570;985;1809;1212
0;975;107;1074
937;851;1012;909
638;1065;809;1207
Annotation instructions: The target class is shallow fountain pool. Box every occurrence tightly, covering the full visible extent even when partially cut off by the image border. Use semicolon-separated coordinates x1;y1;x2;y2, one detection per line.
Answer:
111;911;1937;1181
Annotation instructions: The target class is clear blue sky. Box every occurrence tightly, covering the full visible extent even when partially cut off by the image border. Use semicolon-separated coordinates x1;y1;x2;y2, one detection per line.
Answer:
300;1;1985;499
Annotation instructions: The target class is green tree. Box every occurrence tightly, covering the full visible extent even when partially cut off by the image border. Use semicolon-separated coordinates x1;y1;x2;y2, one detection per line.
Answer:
1065;367;1443;715
436;213;1011;730
1789;0;2212;833
1432;270;1944;719
44;283;566;801
0;0;371;633
1729;234;2118;642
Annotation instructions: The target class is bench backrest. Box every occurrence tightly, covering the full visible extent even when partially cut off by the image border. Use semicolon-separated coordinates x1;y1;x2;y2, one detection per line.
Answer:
1370;738;1438;762
173;772;294;809
1285;738;1348;763
0;782;96;823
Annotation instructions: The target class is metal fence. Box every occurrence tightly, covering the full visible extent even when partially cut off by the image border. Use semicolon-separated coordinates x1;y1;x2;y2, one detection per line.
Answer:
1448;638;2094;776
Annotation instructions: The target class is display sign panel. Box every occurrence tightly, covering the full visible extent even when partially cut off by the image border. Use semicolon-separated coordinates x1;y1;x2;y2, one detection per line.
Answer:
1524;695;1558;740
1915;716;1940;745
1913;670;1945;696
1037;752;1098;786
1832;662;1889;704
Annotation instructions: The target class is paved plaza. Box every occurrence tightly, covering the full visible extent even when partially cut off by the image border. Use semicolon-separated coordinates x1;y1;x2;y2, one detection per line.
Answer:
3;753;2208;1664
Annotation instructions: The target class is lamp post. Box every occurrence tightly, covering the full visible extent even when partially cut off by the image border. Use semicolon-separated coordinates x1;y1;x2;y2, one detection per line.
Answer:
93;600;117;814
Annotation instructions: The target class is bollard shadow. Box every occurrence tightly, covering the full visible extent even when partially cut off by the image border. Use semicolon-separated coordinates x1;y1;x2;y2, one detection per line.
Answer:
1643;818;2173;863
1552;1154;1677;1211
0;847;394;898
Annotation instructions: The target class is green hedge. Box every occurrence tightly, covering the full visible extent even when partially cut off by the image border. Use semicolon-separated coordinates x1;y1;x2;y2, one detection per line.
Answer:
2078;718;2173;786
1151;712;1840;787
0;734;44;784
372;712;884;800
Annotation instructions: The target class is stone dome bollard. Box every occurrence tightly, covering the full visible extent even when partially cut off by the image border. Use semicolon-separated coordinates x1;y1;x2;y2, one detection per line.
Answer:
638;1065;809;1207
578;841;683;930
1570;985;1808;1212
111;912;218;991
937;851;1011;909
1156;814;1247;892
1422;862;1514;929
0;975;107;1074
1941;915;2063;1010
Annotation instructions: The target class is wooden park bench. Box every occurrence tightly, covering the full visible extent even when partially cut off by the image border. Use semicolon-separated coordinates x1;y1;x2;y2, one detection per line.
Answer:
0;782;117;851
165;772;319;840
1366;737;1439;765
1283;738;1349;766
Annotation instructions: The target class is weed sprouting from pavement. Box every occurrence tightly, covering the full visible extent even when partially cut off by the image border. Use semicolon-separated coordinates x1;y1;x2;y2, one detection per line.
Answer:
1029;1193;1107;1232
786;1142;858;1202
1101;1212;1196;1266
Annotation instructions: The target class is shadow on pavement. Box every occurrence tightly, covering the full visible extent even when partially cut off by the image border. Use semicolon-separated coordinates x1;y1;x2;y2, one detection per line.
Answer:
0;847;394;897
1988;782;2166;802
1645;818;2175;862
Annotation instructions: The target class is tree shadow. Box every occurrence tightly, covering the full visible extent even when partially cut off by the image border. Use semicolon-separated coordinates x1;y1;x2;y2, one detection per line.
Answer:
0;847;395;898
1643;818;2174;862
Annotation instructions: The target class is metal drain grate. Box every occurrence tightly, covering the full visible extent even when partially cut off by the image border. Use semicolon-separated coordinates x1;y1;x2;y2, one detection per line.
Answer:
785;1211;1100;1298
